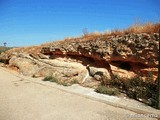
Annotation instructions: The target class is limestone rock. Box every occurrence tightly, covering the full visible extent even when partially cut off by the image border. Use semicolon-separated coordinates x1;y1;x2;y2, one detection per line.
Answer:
9;56;40;76
86;66;111;81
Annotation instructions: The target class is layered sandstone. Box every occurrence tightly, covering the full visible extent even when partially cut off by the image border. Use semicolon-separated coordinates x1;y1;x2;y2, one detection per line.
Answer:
0;24;159;86
41;33;158;78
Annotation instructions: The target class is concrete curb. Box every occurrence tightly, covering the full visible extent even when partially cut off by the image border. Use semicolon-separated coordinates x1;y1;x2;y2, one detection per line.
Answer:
29;80;160;115
1;67;160;117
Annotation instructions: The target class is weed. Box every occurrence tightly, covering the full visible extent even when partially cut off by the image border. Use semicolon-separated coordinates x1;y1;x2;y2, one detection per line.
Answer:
99;73;158;107
42;76;70;86
71;79;79;84
95;85;120;96
59;82;68;86
43;76;58;82
125;75;157;106
109;74;124;89
123;23;160;34
32;74;36;78
129;75;143;87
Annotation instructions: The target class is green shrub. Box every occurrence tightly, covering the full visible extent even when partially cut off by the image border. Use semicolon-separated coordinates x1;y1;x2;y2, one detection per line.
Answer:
122;80;130;90
58;82;68;86
129;75;144;86
71;79;79;84
42;76;69;86
43;76;58;82
32;74;36;78
110;74;122;85
145;72;153;83
95;85;120;96
125;74;157;107
100;73;157;107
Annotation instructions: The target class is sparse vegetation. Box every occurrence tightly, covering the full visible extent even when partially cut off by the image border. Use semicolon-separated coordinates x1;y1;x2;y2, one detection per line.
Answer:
123;23;160;34
95;85;120;96
32;74;36;78
106;22;160;36
0;46;12;64
61;23;160;43
95;72;157;107
70;79;79;84
42;76;70;86
57;81;68;86
43;76;58;82
0;46;12;54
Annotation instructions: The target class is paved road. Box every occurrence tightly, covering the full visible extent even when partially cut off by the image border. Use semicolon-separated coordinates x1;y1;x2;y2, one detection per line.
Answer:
0;67;156;120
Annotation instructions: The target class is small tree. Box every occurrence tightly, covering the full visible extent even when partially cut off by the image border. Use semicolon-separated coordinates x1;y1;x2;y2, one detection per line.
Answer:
3;42;7;47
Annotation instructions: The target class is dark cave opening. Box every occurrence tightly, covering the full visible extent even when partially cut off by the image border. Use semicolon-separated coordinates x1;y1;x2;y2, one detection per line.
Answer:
118;62;132;71
110;61;132;71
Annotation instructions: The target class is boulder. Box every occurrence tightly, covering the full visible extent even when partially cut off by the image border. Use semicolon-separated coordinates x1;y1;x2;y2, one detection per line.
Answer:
86;66;111;81
8;53;87;84
9;56;40;76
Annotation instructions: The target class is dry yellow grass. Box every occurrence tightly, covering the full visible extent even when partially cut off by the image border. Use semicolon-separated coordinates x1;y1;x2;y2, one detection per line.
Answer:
62;23;160;42
123;23;160;34
104;23;160;36
10;23;159;49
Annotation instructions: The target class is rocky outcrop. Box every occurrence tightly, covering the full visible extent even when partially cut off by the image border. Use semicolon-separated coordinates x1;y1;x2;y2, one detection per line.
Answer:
86;65;110;81
0;32;158;86
5;52;110;86
41;33;158;77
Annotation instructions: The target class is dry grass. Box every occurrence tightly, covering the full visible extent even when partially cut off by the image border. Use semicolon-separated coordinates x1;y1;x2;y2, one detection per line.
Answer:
0;46;12;54
3;45;42;58
7;23;159;50
61;22;160;43
123;23;160;34
104;23;160;36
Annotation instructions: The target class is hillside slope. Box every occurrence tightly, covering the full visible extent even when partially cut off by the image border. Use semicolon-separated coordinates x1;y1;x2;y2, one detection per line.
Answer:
0;23;159;106
0;23;159;82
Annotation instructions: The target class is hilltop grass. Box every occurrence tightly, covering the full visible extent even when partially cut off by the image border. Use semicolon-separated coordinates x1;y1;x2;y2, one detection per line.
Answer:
60;23;160;43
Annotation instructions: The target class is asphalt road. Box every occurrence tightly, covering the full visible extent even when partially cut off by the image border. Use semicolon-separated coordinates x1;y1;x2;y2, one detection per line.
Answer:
0;67;156;120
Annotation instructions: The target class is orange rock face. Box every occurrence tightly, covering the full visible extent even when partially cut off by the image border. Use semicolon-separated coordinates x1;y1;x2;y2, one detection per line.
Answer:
41;33;158;79
0;32;159;83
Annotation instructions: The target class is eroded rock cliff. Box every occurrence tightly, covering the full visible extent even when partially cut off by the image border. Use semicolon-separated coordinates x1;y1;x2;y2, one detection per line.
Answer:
41;33;158;79
0;25;159;87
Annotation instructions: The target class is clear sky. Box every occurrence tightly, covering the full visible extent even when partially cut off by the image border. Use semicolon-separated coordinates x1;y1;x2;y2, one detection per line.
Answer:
0;0;160;47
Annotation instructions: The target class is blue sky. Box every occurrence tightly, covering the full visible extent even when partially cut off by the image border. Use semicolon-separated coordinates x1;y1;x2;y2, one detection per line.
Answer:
0;0;160;47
